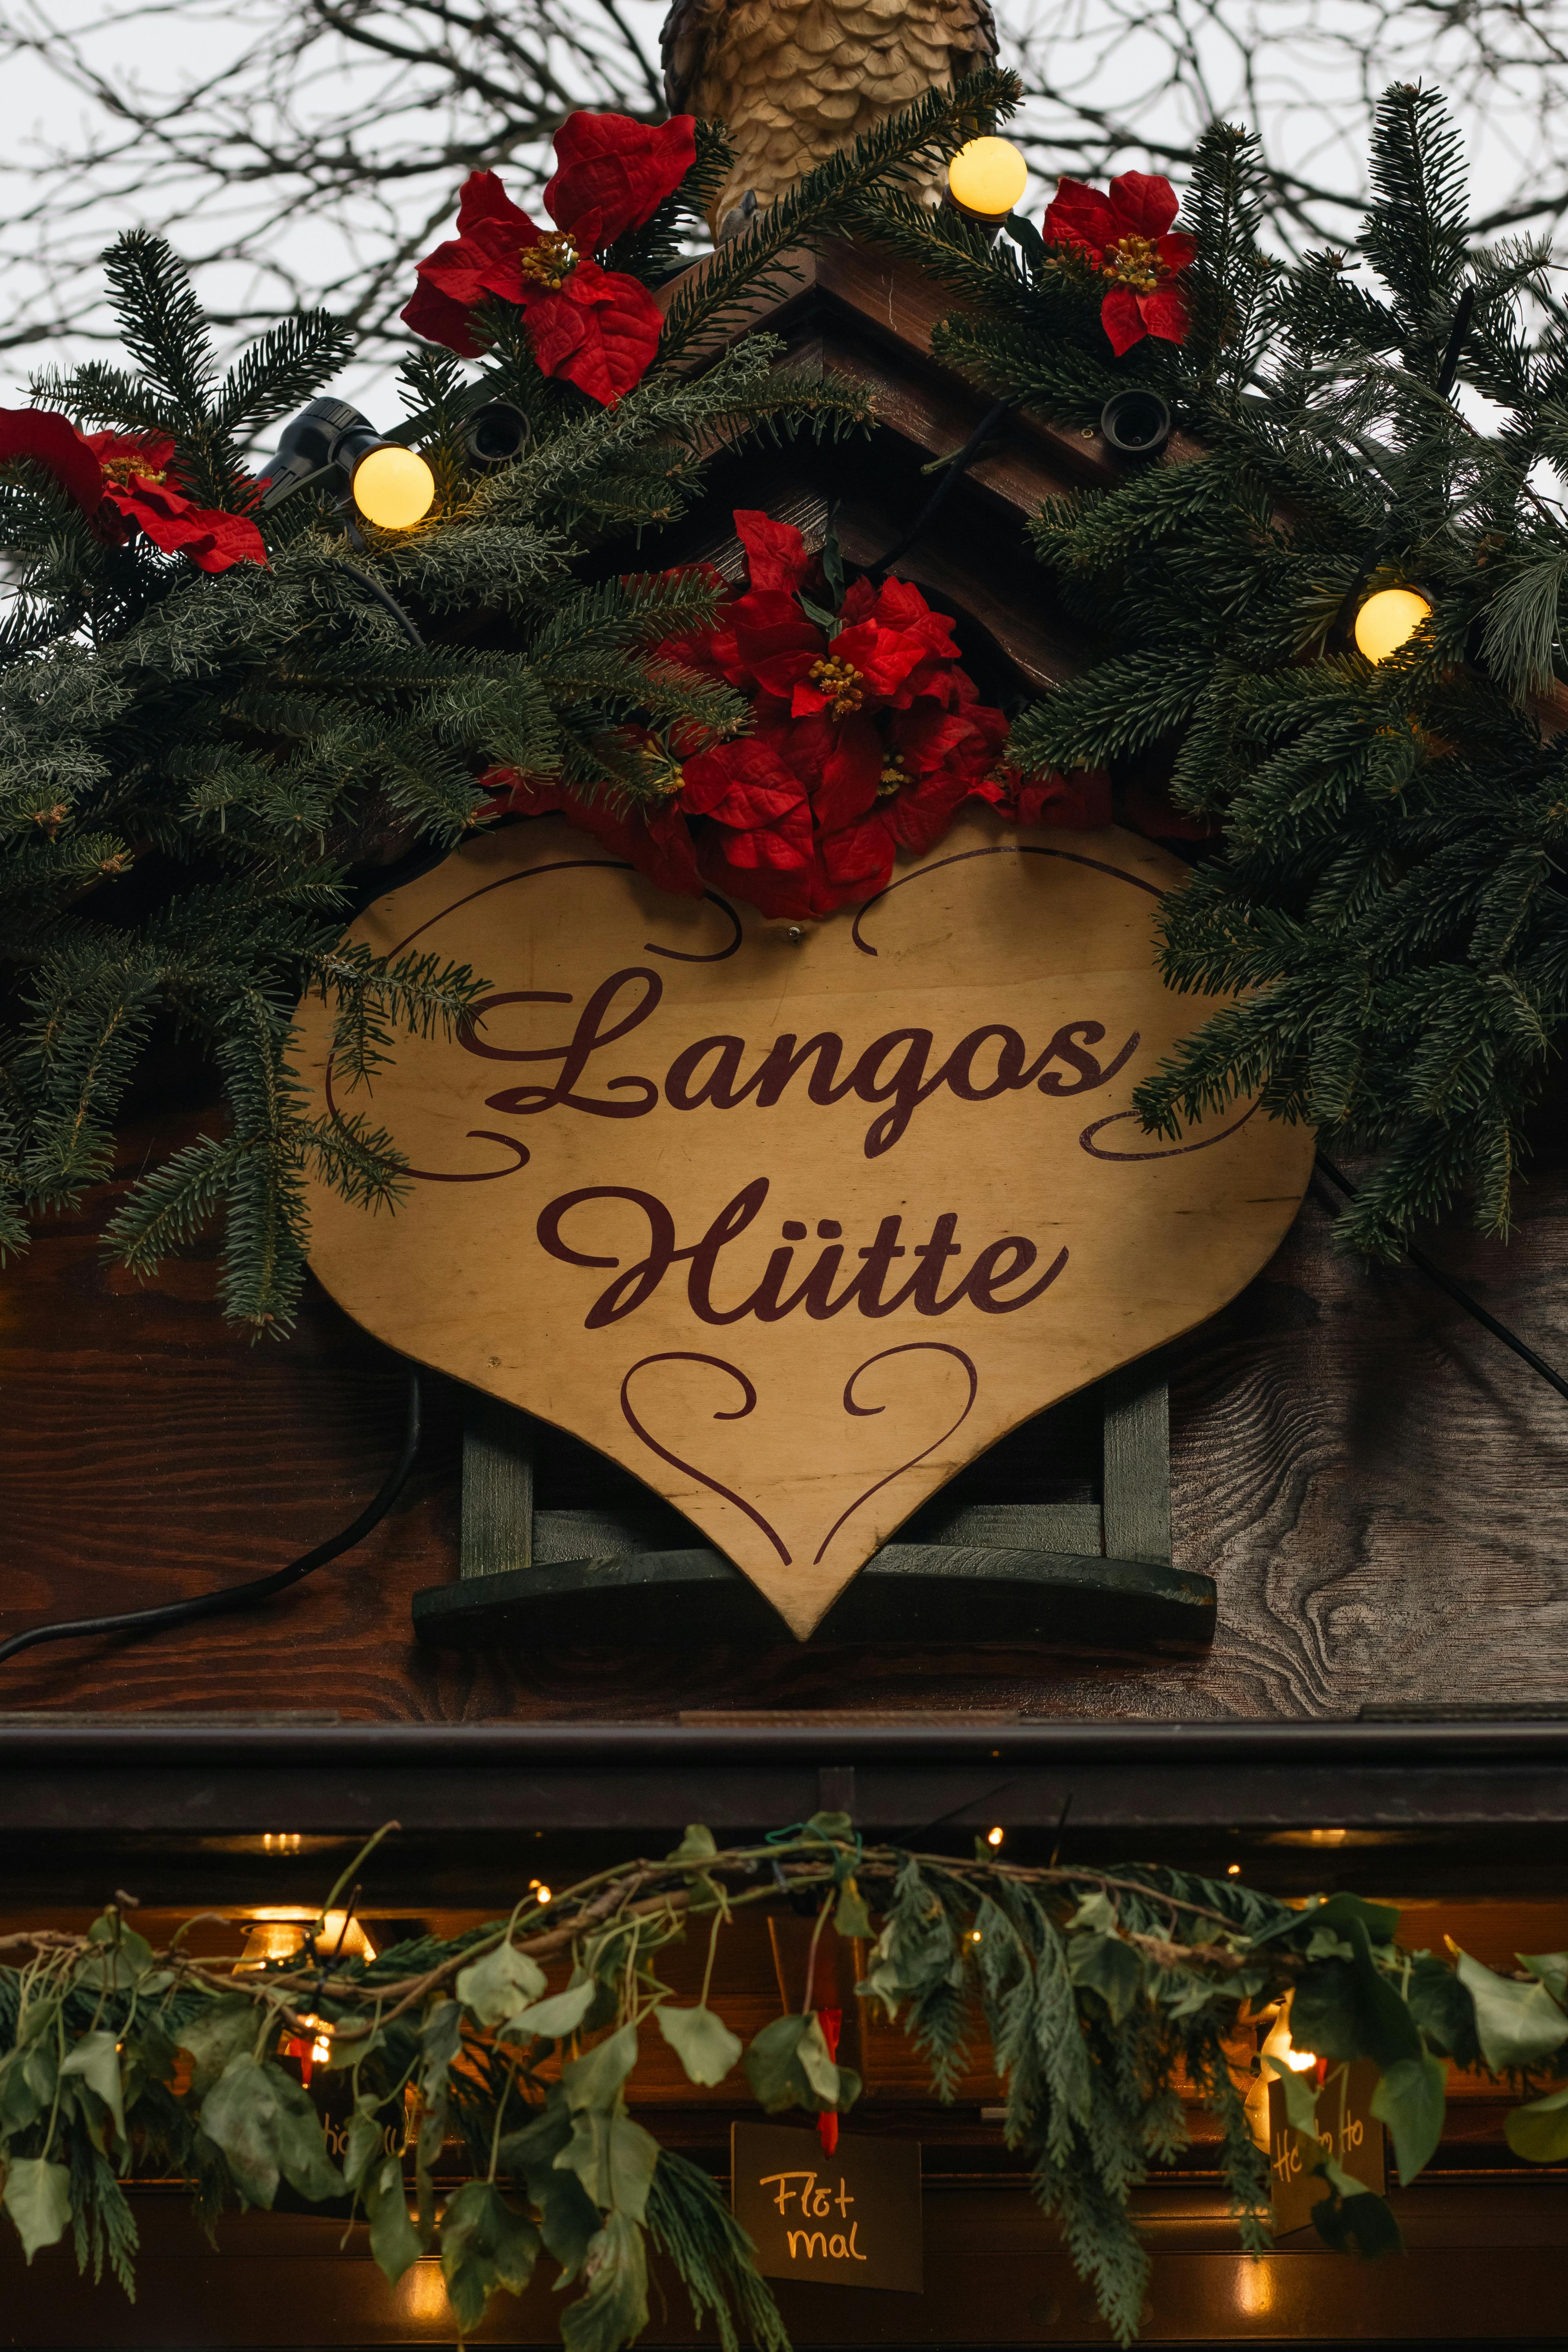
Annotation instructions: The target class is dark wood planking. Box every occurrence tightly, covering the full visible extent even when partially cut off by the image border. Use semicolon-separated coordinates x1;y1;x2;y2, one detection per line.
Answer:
5;2179;1568;2346
6;1084;1568;1720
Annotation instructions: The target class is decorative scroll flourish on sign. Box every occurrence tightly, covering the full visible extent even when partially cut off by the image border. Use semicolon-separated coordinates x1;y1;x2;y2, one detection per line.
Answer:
297;808;1314;1635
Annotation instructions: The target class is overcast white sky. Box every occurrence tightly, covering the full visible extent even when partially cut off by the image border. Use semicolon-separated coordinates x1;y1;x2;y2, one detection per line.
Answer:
2;0;1564;420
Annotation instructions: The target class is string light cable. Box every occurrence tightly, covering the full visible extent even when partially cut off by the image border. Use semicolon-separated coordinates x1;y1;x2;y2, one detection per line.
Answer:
0;1366;422;1668
1313;1155;1568;1405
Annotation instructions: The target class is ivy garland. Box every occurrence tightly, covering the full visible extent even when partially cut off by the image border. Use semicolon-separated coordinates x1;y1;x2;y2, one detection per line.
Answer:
3;1819;1566;2348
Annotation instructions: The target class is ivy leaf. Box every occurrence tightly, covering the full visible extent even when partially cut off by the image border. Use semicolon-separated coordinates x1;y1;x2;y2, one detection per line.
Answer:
653;2005;742;2087
857;1930;906;2021
1288;1918;1420;2067
175;1999;256;2099
1066;1891;1117;1934
555;2110;661;2223
1310;1894;1401;1946
795;2013;841;2106
805;1810;853;1842
563;2022;640;2115
76;1916;156;1989
1504;2082;1568;2164
500;2092;600;2280
1311;2183;1402;2259
664;1825;718;1865
505;1975;597;2044
456;1940;548;2028
440;2179;542;2335
834;1878;874;1939
1455;1947;1568;2070
2;2158;72;2261
343;2108;385;2195
744;2014;813;2111
0;2038;53;2136
1370;2053;1446;2184
59;2030;128;2146
561;2209;649;2352
1519;1951;1568;2006
366;2155;424;2286
1407;1954;1480;2065
199;2053;345;2208
1068;1931;1143;2023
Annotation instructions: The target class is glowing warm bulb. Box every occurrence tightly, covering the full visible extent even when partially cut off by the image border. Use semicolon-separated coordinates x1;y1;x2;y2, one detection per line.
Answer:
947;137;1029;220
1353;586;1431;663
1227;1863;1241;1876
530;1879;552;1906
986;1826;1004;1848
352;444;436;530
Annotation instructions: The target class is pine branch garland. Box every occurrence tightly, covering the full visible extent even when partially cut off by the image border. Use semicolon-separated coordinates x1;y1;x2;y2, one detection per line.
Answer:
1;1824;1558;2350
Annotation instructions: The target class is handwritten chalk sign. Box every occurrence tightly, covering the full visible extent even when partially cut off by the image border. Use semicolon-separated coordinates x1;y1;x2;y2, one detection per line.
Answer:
731;2122;921;2292
1268;2060;1386;2236
296;807;1314;1636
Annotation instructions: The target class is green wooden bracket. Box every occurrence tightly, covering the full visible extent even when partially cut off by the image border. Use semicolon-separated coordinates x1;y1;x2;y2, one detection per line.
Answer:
413;1362;1213;1653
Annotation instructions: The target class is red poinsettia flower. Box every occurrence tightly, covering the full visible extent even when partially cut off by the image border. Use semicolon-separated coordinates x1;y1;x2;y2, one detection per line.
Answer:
482;508;1115;920
1042;172;1196;357
402;110;696;406
0;409;266;571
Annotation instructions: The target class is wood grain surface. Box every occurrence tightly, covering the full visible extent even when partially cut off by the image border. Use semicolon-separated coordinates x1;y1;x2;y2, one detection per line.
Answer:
4;1041;1568;1721
294;813;1309;1635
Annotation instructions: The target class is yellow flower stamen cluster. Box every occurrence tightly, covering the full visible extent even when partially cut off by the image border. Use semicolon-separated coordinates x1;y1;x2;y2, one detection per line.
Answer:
101;457;166;487
877;754;911;798
808;655;866;717
1104;232;1162;293
518;232;577;291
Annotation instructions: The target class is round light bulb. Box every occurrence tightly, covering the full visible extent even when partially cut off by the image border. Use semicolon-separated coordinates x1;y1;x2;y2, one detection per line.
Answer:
947;137;1029;221
1353;586;1431;664
352;444;436;531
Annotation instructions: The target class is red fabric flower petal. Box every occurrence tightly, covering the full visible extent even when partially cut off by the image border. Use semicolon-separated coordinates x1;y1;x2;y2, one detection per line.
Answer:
1106;170;1180;241
1156;231;1198;272
1137;282;1192;345
101;480;265;571
522;261;664;406
730;597;825;697
402;277;488;358
1009;766;1113;828
458;169;533;241
734;509;810;595
820;808;896;898
545;111;697;245
1099;285;1149;356
1043;177;1121;259
679;740;814;870
482;768;705;896
0;408;107;514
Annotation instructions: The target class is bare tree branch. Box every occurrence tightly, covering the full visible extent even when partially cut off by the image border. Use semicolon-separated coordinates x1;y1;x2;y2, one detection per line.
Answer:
6;0;1568;407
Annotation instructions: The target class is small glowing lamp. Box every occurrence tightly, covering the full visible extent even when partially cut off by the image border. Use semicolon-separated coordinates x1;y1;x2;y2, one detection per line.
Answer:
237;1907;378;1968
1261;2007;1317;2074
947;137;1029;221
1354;586;1431;664
352;444;436;531
986;1825;1004;1848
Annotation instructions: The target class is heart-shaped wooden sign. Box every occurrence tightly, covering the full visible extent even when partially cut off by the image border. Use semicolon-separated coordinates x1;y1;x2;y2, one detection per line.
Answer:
296;808;1312;1635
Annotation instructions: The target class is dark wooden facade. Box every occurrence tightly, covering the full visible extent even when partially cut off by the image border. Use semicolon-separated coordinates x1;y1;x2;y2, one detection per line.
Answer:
4;241;1568;2344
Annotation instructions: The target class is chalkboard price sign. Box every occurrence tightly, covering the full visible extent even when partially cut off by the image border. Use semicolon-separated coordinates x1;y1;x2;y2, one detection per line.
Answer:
730;2121;922;2293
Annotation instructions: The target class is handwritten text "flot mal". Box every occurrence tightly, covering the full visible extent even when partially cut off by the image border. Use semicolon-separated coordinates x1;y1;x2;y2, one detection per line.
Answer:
758;2169;867;2264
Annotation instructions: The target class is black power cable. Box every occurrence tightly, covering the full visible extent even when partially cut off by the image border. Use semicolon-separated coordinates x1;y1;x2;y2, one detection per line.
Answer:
1314;1153;1568;1403
0;1365;422;1669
